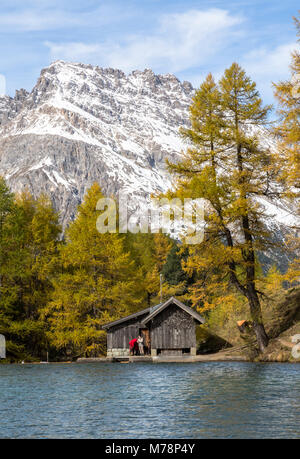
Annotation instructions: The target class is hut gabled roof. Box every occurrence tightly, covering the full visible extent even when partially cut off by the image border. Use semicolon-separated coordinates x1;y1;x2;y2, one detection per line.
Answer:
102;306;152;330
102;297;205;330
142;297;205;325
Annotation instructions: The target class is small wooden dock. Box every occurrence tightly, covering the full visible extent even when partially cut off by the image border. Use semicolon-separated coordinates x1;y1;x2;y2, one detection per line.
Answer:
77;352;247;364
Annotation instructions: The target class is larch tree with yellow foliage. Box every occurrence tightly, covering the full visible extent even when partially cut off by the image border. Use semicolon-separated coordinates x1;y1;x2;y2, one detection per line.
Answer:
44;183;141;358
0;187;61;360
273;13;300;191
124;232;172;306
272;14;300;287
168;64;279;352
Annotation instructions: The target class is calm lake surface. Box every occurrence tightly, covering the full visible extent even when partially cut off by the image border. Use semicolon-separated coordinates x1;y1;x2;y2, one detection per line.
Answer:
0;362;299;438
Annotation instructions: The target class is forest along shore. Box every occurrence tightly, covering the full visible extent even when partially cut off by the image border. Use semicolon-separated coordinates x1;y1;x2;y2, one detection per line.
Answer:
2;286;299;365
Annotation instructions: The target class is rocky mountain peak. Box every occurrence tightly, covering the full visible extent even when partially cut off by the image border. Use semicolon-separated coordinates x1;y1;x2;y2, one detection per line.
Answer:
0;60;193;226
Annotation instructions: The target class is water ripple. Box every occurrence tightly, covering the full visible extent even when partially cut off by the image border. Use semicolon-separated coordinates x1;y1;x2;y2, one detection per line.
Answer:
0;362;299;438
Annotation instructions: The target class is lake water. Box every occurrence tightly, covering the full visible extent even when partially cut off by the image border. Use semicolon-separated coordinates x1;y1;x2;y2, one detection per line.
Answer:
0;362;299;438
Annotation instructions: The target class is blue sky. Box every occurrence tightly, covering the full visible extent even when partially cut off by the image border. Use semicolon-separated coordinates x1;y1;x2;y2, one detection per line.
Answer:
0;0;299;106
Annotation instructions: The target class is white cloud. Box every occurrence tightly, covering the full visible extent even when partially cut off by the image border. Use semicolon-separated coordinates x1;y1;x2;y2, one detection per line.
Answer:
0;10;77;31
45;8;244;73
0;74;6;96
242;42;297;100
44;42;105;63
0;4;129;32
174;41;298;103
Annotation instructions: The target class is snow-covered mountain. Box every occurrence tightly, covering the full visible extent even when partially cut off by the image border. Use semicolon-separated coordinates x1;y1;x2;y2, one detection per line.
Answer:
0;61;194;226
0;60;298;269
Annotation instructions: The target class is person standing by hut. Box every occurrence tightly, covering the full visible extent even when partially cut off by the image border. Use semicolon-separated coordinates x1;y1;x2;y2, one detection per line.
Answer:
129;338;138;356
137;335;144;355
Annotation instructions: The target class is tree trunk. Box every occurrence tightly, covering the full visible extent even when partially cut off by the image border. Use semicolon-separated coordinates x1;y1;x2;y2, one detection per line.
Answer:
246;286;269;352
253;322;269;353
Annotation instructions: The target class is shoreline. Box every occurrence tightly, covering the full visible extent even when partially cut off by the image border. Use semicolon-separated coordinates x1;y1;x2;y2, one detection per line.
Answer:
75;353;299;364
1;358;299;365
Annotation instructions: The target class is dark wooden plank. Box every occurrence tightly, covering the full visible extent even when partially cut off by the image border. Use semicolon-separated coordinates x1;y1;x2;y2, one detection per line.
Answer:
150;303;196;350
108;313;149;349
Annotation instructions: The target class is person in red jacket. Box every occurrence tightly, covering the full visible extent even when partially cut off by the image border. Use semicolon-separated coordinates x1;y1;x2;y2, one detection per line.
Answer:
129;338;138;356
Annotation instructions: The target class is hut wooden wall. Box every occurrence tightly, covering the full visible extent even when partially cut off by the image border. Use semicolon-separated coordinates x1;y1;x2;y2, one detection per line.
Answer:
107;313;149;349
150;304;196;350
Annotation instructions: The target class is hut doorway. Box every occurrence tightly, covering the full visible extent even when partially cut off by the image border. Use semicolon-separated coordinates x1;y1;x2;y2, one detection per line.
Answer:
140;328;150;355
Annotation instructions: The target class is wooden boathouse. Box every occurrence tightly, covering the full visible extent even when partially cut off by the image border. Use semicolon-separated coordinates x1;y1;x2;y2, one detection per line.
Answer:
102;297;205;358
